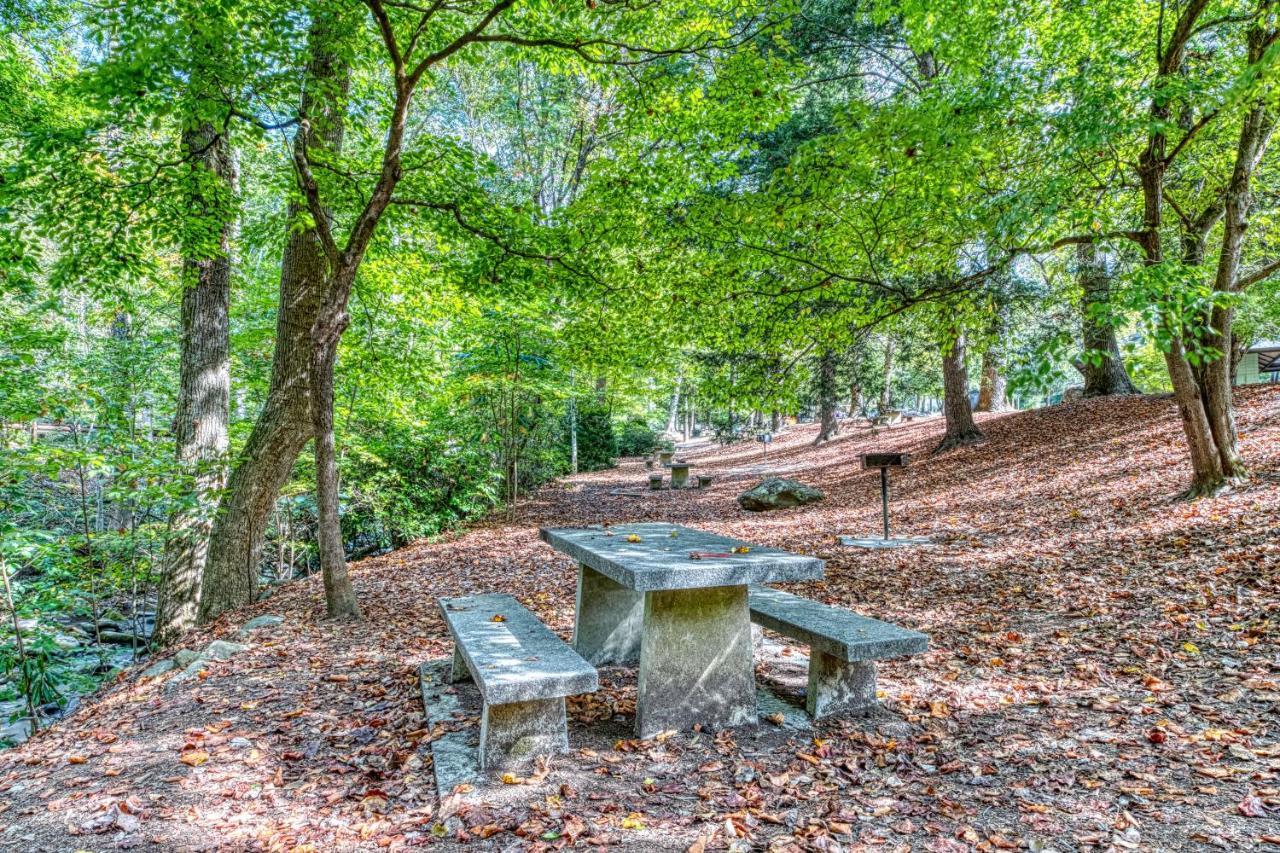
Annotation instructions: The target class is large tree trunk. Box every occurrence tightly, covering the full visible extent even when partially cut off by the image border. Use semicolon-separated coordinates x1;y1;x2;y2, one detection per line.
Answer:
200;29;349;622
813;349;839;444
1075;243;1138;397
311;308;361;620
935;332;985;452
1199;57;1275;483
1134;2;1274;497
155;120;234;644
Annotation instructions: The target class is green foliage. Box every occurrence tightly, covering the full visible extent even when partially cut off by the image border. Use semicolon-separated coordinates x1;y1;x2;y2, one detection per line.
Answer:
615;418;660;458
573;404;617;472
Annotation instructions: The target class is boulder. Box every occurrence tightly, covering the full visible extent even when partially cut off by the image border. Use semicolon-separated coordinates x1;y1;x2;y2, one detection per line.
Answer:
737;478;824;512
173;649;203;668
240;614;284;632
140;658;175;679
204;640;249;661
0;718;31;746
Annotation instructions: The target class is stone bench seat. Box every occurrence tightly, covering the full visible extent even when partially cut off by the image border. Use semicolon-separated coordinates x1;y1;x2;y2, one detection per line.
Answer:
440;593;598;771
748;586;928;719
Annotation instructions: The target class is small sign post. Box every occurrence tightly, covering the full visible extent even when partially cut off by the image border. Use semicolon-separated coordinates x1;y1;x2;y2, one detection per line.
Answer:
757;431;773;464
860;452;908;540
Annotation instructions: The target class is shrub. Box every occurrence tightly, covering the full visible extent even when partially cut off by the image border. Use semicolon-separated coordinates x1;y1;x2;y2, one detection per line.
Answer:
616;417;660;457
573;404;617;471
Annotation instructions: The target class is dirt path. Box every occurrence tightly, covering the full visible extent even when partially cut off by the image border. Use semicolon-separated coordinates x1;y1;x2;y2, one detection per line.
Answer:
2;389;1278;852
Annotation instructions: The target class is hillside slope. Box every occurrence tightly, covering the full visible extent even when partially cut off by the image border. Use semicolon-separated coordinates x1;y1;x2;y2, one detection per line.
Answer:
2;388;1278;851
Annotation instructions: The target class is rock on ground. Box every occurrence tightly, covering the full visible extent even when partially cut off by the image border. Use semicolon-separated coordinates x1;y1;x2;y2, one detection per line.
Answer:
737;477;825;511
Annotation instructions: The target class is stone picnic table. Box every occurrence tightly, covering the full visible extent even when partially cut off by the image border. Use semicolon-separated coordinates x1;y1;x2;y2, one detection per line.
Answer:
668;461;693;489
539;522;825;737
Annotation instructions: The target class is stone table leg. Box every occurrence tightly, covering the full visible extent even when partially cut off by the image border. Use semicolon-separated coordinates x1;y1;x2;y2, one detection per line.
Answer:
807;652;876;718
480;697;568;771
574;564;643;665
636;584;757;738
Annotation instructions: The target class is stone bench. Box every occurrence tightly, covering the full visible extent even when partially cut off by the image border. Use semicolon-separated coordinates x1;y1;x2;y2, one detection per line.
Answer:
747;586;928;719
440;593;599;771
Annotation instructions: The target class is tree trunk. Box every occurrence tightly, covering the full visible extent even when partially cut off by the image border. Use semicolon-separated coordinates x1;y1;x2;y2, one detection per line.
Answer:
1199;54;1275;484
665;374;681;434
935;332;985;452
155;119;234;645
878;338;894;413
200;29;349;622
568;394;578;474
975;348;1010;412
311;308;361;620
1075;243;1138;397
813;349;839;444
1132;3;1274;497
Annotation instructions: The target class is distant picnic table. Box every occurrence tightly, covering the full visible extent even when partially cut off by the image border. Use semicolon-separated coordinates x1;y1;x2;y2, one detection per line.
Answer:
539;523;824;737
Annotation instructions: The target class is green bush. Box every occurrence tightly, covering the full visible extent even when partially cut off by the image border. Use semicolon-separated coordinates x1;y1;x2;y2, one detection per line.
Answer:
573;404;617;471
616;417;660;457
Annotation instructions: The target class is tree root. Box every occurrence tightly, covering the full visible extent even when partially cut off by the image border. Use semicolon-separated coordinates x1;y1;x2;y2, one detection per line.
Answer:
932;430;987;454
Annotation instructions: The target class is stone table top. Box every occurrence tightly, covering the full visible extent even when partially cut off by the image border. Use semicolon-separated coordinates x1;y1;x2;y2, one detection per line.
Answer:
539;523;825;592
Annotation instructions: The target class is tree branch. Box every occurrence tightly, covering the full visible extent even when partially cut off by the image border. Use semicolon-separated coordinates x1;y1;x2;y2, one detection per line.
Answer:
1237;257;1280;288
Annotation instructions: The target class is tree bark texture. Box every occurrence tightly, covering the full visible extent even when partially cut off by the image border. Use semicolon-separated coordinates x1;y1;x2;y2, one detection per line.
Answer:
813;349;839;444
878;338;894;413
975;347;1011;412
155;120;234;644
1075;243;1138;397
1134;3;1275;495
935;332;985;452
311;310;361;620
200;30;349;621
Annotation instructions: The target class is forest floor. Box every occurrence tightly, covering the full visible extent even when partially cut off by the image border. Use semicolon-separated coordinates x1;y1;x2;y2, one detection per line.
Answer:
2;388;1279;852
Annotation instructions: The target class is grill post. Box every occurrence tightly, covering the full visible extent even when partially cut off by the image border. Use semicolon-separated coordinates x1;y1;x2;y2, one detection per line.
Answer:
880;467;890;539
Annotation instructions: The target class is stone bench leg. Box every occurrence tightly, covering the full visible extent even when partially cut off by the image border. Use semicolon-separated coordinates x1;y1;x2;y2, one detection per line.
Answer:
574;564;643;665
449;645;470;684
806;652;876;719
479;697;568;771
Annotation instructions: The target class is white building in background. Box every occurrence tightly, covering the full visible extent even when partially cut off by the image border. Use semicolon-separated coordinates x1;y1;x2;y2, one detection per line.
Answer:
1235;341;1280;385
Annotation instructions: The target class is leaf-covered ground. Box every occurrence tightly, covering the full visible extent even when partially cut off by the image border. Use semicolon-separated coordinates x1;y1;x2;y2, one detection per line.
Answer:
2;388;1279;852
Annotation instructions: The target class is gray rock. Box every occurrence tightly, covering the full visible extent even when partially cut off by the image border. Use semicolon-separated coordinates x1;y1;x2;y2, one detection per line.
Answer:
540;523;824;592
174;649;203;668
204;640;249;661
737;478;825;512
52;633;83;651
241;614;284;632
97;630;143;646
0;718;32;746
164;657;209;691
140;658;175;679
877;721;914;739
